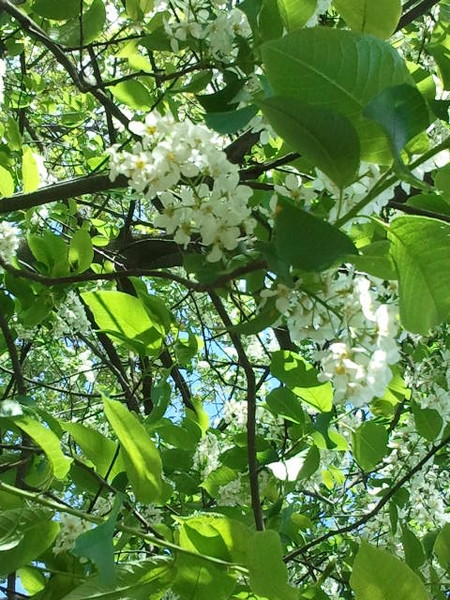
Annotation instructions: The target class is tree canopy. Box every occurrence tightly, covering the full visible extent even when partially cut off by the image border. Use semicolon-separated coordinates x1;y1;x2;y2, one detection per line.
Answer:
0;0;450;598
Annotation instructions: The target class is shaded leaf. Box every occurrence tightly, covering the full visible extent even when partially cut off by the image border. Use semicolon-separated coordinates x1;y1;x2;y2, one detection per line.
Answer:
270;350;333;412
248;530;297;600
388;216;450;334
259;96;360;188
333;0;401;39
262;28;412;161
350;541;430;599
352;421;388;472
274;198;357;272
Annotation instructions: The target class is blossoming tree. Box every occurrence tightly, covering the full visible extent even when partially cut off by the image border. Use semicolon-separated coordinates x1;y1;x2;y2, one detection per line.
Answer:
0;0;450;598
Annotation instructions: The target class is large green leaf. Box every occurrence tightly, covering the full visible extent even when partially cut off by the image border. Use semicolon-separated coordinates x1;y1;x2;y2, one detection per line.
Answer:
58;0;106;47
266;386;305;424
363;84;430;159
72;500;121;586
433;523;450;569
69;229;94;274
274;198;357;271
333;0;402;39
276;0;316;31
350;541;430;599
248;530;297;600
33;0;81;20
0;508;59;577
0;165;14;197
388;216;450;334
103;397;163;503
261;28;413;161
270;350;333;412
352;421;388;472
172;554;236;600
22;147;40;193
11;414;72;479
60;559;171;600
258;97;360;188
81;291;164;356
178;514;251;565
62;421;124;480
110;80;152;110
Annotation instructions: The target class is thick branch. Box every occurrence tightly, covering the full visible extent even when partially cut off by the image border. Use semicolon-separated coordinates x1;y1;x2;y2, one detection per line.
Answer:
0;174;128;214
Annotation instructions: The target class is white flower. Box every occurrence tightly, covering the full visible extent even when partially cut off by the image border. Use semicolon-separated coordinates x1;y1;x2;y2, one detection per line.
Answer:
54;291;90;337
53;514;91;555
223;398;247;428
0;222;20;263
193;432;221;479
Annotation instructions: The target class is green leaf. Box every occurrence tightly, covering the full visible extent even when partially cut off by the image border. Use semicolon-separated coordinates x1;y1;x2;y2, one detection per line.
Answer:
363;84;430;159
266;386;305;424
433;523;450;569
258;97;360;188
32;0;81;20
58;0;106;46
261;28;413;162
11;414;72;479
21;152;39;194
204;105;258;134
248;530;297;600
110;80;152;110
69;229;94;273
388;216;450;334
271;350;333;412
350;240;398;280
125;0;154;19
333;0;402;39
352;421;388;472
60;559;171;600
412;403;443;441
81;290;164;356
6;116;22;151
427;43;450;91
172;554;236;600
274;198;357;271
18;566;46;595
350;541;430;600
258;0;284;41
72;499;121;586
276;0;316;31
401;525;425;570
62;421;124;480
103;397;163;503
178;514;251;564
0;508;59;577
0;165;14;197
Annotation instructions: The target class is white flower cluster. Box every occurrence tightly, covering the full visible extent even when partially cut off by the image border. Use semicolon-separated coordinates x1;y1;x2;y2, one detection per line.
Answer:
263;272;400;407
217;475;249;506
0;221;20;264
0;58;5;107
193;432;221;478
53;291;91;338
163;2;251;58
108;112;255;262
160;590;180;600
318;277;399;407
405;465;450;529
53;514;91;555
223;398;247;428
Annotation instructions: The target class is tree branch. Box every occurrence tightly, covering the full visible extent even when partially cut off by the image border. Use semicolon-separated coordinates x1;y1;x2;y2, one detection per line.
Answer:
284;432;450;562
395;0;440;31
0;0;130;128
